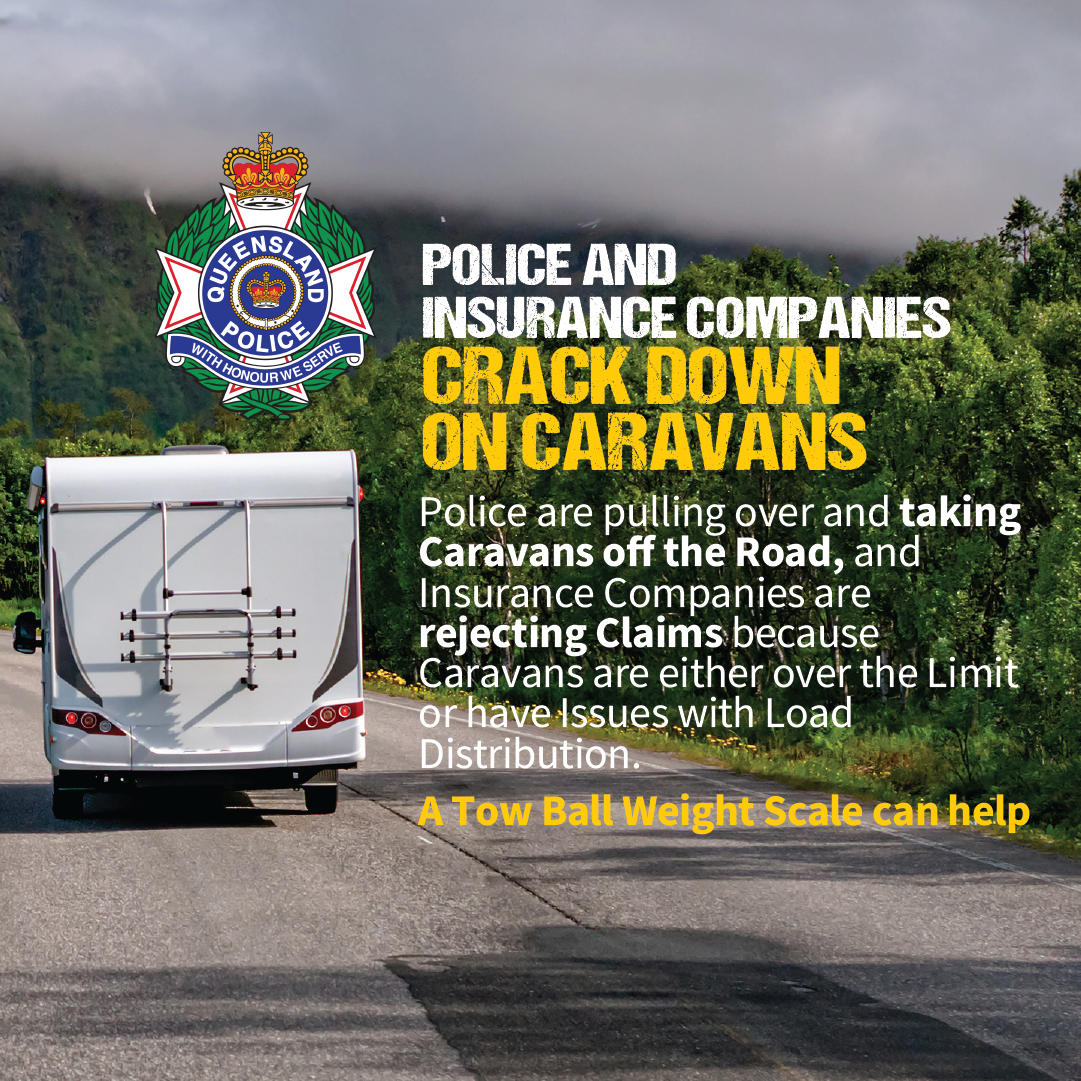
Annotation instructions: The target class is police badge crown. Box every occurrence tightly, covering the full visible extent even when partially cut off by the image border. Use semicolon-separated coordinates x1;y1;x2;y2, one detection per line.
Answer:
157;133;373;416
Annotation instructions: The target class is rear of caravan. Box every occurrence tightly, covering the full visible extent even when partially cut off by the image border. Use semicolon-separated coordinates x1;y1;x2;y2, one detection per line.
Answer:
39;448;363;816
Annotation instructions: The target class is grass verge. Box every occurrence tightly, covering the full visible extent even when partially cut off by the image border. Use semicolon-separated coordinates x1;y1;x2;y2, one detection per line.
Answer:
0;599;38;630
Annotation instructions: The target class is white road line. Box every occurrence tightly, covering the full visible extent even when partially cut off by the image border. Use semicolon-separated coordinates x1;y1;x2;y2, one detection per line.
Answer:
370;693;1081;896
638;750;1081;895
862;822;1081;893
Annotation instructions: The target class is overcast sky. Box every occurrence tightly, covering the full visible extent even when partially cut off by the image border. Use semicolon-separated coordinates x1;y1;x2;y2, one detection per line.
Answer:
0;0;1079;250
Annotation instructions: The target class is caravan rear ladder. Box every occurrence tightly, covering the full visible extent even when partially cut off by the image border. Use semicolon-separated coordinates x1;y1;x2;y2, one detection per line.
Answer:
120;500;296;691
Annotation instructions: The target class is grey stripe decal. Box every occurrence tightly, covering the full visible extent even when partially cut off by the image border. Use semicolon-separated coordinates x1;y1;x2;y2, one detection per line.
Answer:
52;554;103;706
312;540;359;701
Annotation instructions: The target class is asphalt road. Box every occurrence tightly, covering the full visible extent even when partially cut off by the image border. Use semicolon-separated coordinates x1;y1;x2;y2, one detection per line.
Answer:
2;640;1080;1080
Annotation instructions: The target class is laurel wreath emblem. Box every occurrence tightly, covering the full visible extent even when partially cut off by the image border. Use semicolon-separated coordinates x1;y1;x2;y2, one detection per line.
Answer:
157;198;373;417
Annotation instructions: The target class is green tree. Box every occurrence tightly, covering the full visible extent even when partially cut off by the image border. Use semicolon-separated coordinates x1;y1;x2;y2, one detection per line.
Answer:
34;398;86;441
94;387;155;438
0;435;40;597
998;195;1046;264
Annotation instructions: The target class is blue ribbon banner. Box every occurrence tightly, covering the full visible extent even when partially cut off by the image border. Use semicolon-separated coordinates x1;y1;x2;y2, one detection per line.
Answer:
167;333;364;389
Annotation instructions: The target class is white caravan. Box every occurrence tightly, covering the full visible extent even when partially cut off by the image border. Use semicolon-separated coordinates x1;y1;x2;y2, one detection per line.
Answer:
14;447;364;818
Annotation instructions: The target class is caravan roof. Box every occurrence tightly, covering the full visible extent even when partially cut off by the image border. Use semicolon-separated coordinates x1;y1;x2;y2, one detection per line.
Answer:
45;450;356;504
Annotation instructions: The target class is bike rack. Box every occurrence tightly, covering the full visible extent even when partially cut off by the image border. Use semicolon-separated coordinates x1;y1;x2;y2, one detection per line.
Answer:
120;499;296;691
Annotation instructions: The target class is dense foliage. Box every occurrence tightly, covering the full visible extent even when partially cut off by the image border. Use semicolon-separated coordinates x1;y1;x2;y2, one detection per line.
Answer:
6;174;1081;834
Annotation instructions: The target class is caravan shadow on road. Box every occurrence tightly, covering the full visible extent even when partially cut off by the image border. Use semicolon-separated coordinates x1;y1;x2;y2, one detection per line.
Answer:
0;780;327;832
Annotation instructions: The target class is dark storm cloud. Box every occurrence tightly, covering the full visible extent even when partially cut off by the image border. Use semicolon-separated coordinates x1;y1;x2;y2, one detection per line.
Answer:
1;0;1080;247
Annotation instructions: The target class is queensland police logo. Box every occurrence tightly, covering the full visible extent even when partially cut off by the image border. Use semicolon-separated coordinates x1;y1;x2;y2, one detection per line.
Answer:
156;132;373;415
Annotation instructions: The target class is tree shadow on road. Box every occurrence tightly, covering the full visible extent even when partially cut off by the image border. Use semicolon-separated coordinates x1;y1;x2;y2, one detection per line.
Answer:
0;939;1065;1080
0;962;464;1081
387;927;1065;1080
347;771;1081;886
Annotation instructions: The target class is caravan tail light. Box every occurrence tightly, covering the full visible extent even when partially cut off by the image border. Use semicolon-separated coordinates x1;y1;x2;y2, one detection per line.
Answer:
52;709;126;736
293;701;363;731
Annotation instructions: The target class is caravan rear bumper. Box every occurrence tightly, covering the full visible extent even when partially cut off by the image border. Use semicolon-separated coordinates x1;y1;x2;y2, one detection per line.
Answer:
53;762;358;793
130;723;289;768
